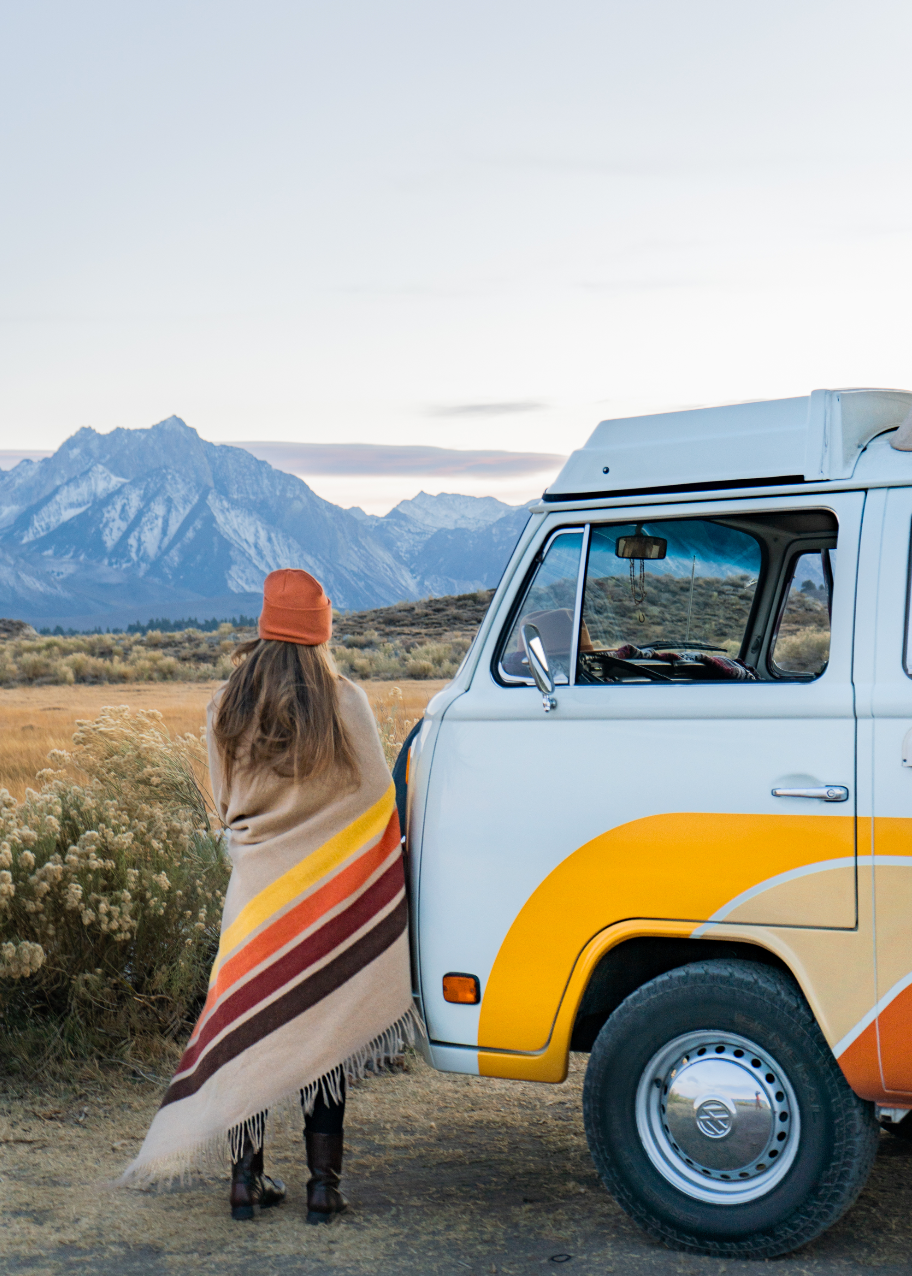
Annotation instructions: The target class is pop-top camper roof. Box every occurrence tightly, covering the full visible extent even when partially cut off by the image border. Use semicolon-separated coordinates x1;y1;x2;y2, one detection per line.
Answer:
545;388;912;502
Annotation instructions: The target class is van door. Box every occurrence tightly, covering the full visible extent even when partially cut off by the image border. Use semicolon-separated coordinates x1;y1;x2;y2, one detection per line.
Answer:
417;493;863;1054
861;485;912;1093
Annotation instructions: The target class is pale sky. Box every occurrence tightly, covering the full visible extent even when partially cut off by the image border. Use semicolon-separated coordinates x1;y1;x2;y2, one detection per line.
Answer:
2;0;911;511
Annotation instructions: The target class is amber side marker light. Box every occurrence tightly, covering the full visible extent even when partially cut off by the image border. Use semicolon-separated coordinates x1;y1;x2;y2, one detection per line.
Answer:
443;973;480;1004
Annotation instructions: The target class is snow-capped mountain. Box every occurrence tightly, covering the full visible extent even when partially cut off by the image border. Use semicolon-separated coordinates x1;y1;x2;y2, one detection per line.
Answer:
353;489;529;594
0;418;531;628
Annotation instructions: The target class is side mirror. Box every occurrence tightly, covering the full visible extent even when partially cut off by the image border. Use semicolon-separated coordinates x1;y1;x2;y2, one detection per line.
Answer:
521;622;557;713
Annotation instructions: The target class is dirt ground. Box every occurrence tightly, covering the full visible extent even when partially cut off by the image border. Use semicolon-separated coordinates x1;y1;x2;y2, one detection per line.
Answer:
2;1051;912;1276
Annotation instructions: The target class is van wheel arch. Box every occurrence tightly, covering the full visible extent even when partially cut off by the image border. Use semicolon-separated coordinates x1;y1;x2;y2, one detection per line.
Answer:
571;937;793;1053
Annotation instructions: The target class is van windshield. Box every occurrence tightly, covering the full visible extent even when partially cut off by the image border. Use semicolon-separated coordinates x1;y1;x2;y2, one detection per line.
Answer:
579;520;762;675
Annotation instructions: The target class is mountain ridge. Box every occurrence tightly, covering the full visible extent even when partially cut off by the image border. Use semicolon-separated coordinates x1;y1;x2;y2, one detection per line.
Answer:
0;417;531;628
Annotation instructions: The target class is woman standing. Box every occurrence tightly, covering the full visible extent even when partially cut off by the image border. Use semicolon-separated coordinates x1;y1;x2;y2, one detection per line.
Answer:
121;569;415;1223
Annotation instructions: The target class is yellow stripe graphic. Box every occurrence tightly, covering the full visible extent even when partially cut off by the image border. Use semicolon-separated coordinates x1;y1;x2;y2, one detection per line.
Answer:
478;810;854;1054
210;784;395;985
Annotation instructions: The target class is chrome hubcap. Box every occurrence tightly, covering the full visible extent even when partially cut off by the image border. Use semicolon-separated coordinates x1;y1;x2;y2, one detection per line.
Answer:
635;1030;800;1203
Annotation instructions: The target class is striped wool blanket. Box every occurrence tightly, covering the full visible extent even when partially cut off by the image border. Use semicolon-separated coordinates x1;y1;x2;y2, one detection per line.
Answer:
122;678;416;1184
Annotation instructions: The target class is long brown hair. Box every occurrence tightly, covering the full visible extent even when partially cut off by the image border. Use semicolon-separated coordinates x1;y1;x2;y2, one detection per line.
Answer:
213;639;358;788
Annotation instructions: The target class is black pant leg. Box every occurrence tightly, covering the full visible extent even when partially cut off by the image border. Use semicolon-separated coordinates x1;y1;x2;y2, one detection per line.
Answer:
302;1078;346;1135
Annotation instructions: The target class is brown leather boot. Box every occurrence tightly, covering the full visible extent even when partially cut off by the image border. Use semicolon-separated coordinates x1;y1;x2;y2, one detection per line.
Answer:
304;1131;348;1224
230;1141;287;1221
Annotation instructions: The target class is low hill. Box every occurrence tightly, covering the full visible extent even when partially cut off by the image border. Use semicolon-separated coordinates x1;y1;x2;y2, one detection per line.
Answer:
0;589;497;687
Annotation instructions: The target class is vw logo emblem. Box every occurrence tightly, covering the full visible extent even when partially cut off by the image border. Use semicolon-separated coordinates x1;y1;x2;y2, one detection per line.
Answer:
695;1098;735;1139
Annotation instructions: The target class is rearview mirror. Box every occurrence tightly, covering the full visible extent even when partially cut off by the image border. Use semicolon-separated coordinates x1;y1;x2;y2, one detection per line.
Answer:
521;623;557;713
615;529;667;560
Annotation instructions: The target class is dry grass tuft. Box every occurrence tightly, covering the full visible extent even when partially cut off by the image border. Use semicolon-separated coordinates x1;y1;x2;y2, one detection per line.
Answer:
372;684;424;769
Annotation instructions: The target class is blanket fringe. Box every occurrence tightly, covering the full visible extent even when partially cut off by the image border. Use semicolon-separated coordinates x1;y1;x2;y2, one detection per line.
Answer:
118;1003;424;1190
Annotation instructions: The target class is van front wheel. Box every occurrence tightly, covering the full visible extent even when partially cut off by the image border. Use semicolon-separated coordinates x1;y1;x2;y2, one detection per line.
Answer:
582;959;879;1259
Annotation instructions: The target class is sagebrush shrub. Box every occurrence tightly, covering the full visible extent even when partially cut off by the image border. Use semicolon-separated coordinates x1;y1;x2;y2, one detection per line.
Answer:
340;628;380;650
0;630;240;686
773;626;830;674
331;635;468;681
405;639;467;679
0;706;229;1065
0;623;470;686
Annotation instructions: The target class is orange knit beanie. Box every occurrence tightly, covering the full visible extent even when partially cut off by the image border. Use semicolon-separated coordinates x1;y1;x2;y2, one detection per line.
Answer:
258;569;333;645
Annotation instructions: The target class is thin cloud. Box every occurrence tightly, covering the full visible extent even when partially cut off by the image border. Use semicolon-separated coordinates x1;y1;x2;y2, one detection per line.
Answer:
0;449;52;469
232;441;565;479
0;441;567;482
577;277;714;293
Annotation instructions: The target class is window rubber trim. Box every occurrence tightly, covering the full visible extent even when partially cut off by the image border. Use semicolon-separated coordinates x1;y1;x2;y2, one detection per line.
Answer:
568;524;591;686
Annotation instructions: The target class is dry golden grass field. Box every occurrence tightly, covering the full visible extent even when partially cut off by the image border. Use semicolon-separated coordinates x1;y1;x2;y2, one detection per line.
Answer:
0;679;446;801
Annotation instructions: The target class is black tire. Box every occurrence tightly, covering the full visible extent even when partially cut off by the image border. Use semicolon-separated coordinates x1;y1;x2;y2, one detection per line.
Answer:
582;958;879;1259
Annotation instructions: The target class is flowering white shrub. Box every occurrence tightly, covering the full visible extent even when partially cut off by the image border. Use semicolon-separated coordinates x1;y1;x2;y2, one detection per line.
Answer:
0;706;229;1063
0;940;45;979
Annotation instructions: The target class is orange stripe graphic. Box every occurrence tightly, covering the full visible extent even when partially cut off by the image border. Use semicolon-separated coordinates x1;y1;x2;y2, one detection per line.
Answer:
838;1020;886;1102
876;983;912;1093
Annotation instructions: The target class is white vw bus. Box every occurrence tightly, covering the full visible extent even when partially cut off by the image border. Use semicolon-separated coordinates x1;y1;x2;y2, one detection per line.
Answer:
404;388;912;1258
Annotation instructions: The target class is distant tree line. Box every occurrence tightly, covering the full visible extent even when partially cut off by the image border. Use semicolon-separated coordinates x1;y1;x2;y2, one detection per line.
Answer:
38;614;259;637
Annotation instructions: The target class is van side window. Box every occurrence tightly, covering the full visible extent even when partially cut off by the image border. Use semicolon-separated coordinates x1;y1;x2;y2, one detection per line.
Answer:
499;530;584;684
769;550;833;678
576;519;762;684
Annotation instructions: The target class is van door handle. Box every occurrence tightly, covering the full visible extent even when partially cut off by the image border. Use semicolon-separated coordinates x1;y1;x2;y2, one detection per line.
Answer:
771;786;849;802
